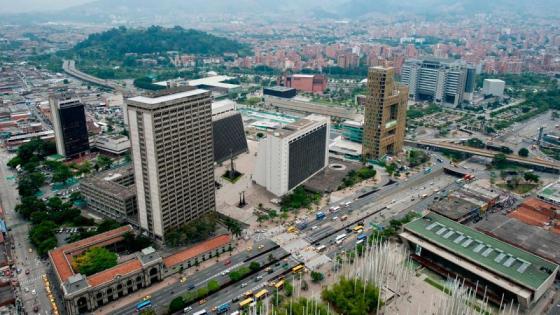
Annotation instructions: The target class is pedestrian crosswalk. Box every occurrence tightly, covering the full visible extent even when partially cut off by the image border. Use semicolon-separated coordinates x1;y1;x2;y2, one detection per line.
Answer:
19;275;42;286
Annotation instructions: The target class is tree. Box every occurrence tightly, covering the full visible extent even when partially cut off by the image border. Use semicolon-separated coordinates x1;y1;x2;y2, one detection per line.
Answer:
518;148;529;157
52;163;73;183
524;172;540;183
492;153;508;169
207;279;220;293
29;220;57;256
17;172;45;197
310;271;324;283
284;281;294;297
96;155;113;170
97;219;121;233
72;247;118;276
168;296;185;314
15;196;46;219
249;261;261;272
321;277;383;314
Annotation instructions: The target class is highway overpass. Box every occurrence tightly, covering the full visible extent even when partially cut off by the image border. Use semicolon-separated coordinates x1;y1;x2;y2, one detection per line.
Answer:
62;60;121;90
406;139;560;173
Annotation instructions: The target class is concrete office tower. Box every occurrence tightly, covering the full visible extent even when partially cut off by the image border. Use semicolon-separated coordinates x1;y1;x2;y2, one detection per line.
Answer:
126;88;215;240
400;58;474;107
482;79;506;98
363;67;408;160
254;115;329;197
49;94;90;158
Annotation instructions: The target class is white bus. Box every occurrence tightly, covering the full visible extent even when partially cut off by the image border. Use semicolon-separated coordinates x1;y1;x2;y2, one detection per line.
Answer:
315;245;327;252
192;310;207;315
335;234;347;244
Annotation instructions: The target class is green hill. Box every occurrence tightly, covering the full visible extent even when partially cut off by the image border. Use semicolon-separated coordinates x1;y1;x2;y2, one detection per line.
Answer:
73;26;251;59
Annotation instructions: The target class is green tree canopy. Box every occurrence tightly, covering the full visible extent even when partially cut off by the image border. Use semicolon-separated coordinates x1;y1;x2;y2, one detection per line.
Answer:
72;247;118;276
168;296;185;314
321;277;383;315
524;172;540;183
518;147;529;157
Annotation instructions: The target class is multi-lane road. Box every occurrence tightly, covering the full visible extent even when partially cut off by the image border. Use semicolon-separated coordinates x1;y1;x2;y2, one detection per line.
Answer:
112;241;290;315
0;151;52;315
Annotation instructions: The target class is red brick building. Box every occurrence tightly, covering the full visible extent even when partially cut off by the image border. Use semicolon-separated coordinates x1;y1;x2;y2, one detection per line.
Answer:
282;74;328;94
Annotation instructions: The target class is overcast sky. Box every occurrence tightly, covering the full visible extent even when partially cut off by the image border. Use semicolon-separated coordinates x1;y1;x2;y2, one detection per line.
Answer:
0;0;94;13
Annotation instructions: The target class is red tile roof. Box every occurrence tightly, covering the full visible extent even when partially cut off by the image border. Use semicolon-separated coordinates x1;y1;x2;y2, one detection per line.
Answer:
50;225;133;283
163;234;231;268
87;258;142;287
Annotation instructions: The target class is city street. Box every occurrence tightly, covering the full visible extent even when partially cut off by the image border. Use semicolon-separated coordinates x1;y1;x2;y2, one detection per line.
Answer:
110;240;287;315
0;150;51;315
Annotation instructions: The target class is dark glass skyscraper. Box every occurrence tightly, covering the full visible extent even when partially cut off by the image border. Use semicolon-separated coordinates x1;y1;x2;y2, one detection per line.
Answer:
49;94;90;158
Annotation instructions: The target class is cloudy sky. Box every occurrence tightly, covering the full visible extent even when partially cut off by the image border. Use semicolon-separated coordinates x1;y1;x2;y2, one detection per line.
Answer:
0;0;93;13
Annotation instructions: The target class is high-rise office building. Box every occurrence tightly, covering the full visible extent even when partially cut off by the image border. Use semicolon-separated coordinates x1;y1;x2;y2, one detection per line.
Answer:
363;67;408;160
126;88;215;240
254;115;329;197
49;94;90;158
400;58;475;106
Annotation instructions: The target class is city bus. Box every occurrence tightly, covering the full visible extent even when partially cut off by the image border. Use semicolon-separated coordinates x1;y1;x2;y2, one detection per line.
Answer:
292;264;304;273
192;310;207;315
255;289;269;300
335;233;347;244
352;225;364;233
315;245;327;252
136;300;152;312
357;233;367;241
239;298;254;308
274;279;285;289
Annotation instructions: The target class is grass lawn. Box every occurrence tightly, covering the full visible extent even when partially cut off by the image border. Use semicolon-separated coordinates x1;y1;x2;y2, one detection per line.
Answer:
497;183;537;194
222;170;243;183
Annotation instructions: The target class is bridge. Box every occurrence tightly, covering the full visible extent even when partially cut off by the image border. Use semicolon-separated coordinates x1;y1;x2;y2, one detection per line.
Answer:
406;139;560;173
62;60;121;91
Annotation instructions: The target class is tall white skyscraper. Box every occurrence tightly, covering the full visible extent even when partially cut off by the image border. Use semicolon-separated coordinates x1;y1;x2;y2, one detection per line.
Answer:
126;88;215;240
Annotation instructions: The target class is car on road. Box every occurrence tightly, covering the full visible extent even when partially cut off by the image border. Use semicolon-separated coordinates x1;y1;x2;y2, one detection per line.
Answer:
199;299;207;305
224;259;231;266
241;282;248;288
143;295;151;301
332;216;338;221
258;244;264;249
311;225;318;230
25;269;30;275
183;306;192;313
24;287;29;293
255;275;263;281
33;305;39;313
180;276;187;283
31;289;36;295
188;284;195;290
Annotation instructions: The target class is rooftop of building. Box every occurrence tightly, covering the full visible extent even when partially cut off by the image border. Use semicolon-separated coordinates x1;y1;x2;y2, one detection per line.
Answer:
462;183;501;201
538;182;560;204
264;86;296;92
475;214;560;266
127;88;209;106
404;212;558;290
163;234;231;268
290;74;316;78
484;79;506;83
508;197;559;227
187;75;238;88
80;166;136;199
271;115;328;139
87;258;143;287
428;196;480;221
49;225;133;284
212;99;237;117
